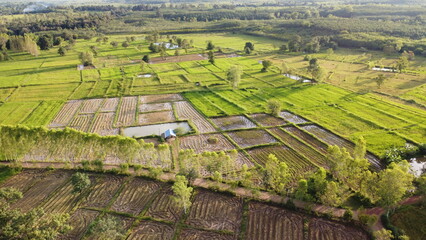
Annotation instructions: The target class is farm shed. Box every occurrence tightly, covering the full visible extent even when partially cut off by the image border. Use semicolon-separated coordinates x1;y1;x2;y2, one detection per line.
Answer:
161;129;176;141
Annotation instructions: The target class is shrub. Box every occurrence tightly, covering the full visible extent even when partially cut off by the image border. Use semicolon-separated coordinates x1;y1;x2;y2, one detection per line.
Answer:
343;209;353;221
359;214;377;226
92;160;103;171
133;164;143;172
207;137;219;144
119;163;129;174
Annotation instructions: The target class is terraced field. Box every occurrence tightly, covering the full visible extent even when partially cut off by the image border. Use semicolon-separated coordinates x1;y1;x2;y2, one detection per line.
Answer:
0;170;370;240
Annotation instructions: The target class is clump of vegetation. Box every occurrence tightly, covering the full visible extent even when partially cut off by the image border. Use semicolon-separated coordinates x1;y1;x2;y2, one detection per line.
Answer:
71;172;91;194
207;137;219;144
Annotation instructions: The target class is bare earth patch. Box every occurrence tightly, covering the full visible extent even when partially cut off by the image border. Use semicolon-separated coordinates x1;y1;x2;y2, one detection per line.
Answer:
228;129;277;148
212;115;256;131
138;111;175;125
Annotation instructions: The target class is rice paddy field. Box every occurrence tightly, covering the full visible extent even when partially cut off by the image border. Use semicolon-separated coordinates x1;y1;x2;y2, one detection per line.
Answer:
0;32;425;181
0;169;370;240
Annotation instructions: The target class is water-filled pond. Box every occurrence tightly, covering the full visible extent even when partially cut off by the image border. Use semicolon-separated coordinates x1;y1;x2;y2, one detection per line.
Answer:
410;157;426;177
123;122;192;138
283;74;312;83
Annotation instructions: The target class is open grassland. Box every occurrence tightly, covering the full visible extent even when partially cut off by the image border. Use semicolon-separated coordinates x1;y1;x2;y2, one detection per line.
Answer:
269;48;426;106
0;169;370;240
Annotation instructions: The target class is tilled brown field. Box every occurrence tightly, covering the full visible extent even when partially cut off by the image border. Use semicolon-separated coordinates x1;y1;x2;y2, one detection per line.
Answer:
178;133;235;153
0;170;370;240
111;178;163;215
186;190;243;233
246;202;304;240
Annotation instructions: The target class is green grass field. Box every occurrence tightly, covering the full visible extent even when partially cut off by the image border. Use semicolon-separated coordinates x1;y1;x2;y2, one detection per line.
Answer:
0;32;424;159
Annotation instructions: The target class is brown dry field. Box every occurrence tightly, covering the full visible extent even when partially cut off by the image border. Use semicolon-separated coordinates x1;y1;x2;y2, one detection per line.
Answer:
0;170;370;240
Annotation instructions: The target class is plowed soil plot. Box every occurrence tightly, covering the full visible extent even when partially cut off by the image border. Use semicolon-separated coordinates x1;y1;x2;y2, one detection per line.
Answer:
78;99;103;114
179;133;235;153
139;102;172;112
90;112;119;136
175;101;216;133
228;129;277;148
178;228;235;240
111;178;162;215
247;145;315;177
49;100;82;128
81;175;124;209
236;152;255;168
250;113;287;127
69;114;94;132
58;209;99;240
138;111;175;125
140;94;183;103
283;126;328;154
0;169;46;192
186;190;242;233
41;177;92;214
12;170;71;212
127;221;174;240
212;115;256;131
308;218;369;240
301;124;382;169
270;128;328;167
279;111;308;124
116;96;137;127
246;202;303;240
99;97;119;112
145;187;183;223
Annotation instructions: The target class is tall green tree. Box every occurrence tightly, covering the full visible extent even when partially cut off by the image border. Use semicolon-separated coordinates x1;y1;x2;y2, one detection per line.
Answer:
375;161;414;209
261;60;272;72
267;99;281;117
264;154;289;194
79;51;94;66
227;65;242;89
206;41;215;50
172;175;193;213
208;51;215;64
396;56;409;73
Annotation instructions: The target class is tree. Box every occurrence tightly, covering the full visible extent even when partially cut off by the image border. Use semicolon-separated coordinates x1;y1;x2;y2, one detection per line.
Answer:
320;181;349;207
0;187;71;239
308;167;328;199
280;62;290;74
142;55;150;63
326;48;334;55
227;65;242;89
110;41;118;48
172;175;193;213
295;179;313;201
58;47;67;56
71;172;91;194
122;41;129;48
244;42;255;51
267;99;281;117
206;41;214;50
79;51;94;66
88;215;125;240
37;35;53;50
261;60;272;72
375;74;386;89
240;164;252;188
244;47;251;55
279;44;288;52
396;56;409;73
208;51;215;64
264;154;290;194
375;161;414;209
353;136;367;160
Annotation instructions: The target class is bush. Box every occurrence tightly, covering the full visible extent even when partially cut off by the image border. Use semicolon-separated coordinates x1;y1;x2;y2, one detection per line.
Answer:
359;214;377;226
92;160;103;171
119;163;129;174
285;199;296;210
343;209;353;221
207;137;219;144
133;164;142;172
